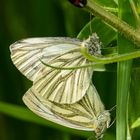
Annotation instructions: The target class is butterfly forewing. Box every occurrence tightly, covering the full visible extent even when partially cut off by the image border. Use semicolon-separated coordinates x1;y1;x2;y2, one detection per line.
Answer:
10;37;93;104
23;83;105;131
10;37;81;81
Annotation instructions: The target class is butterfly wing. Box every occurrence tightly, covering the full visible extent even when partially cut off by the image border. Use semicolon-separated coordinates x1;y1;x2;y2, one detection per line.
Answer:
32;53;93;104
23;83;105;131
10;37;81;81
10;37;93;104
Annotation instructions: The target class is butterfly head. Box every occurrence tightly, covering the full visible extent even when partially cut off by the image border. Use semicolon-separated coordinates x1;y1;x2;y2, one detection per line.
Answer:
82;33;102;57
95;110;111;139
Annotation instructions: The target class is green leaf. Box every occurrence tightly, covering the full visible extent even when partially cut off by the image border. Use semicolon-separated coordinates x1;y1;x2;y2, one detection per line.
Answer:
0;101;91;138
131;117;140;128
77;17;116;47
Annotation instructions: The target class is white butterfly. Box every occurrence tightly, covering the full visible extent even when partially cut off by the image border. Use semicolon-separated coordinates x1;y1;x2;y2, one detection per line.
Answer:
23;83;110;138
10;33;110;138
10;34;101;104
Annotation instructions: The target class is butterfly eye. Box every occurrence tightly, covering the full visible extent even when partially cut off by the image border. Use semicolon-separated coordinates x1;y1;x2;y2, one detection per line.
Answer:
68;0;87;8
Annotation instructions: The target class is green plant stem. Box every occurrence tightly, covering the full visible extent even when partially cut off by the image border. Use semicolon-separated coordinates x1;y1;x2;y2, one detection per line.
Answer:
117;61;131;140
81;46;140;63
84;0;140;47
116;0;135;140
41;49;140;70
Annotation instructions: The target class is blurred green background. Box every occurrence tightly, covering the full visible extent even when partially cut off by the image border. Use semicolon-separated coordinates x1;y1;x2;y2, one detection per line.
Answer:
0;0;118;140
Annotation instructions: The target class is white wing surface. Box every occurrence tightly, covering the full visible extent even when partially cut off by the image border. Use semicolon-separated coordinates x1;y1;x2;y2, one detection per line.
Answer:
10;37;93;104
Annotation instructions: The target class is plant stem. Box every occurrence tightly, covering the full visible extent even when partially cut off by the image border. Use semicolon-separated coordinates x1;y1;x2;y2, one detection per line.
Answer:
116;0;135;140
117;61;131;140
41;49;140;70
81;46;140;63
85;0;140;47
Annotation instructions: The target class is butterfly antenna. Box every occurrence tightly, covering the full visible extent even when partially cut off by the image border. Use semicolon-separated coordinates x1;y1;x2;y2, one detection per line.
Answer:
109;105;116;112
108;117;116;128
107;105;116;128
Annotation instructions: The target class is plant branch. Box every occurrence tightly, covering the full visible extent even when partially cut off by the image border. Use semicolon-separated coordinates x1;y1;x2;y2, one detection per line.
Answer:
84;0;140;47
